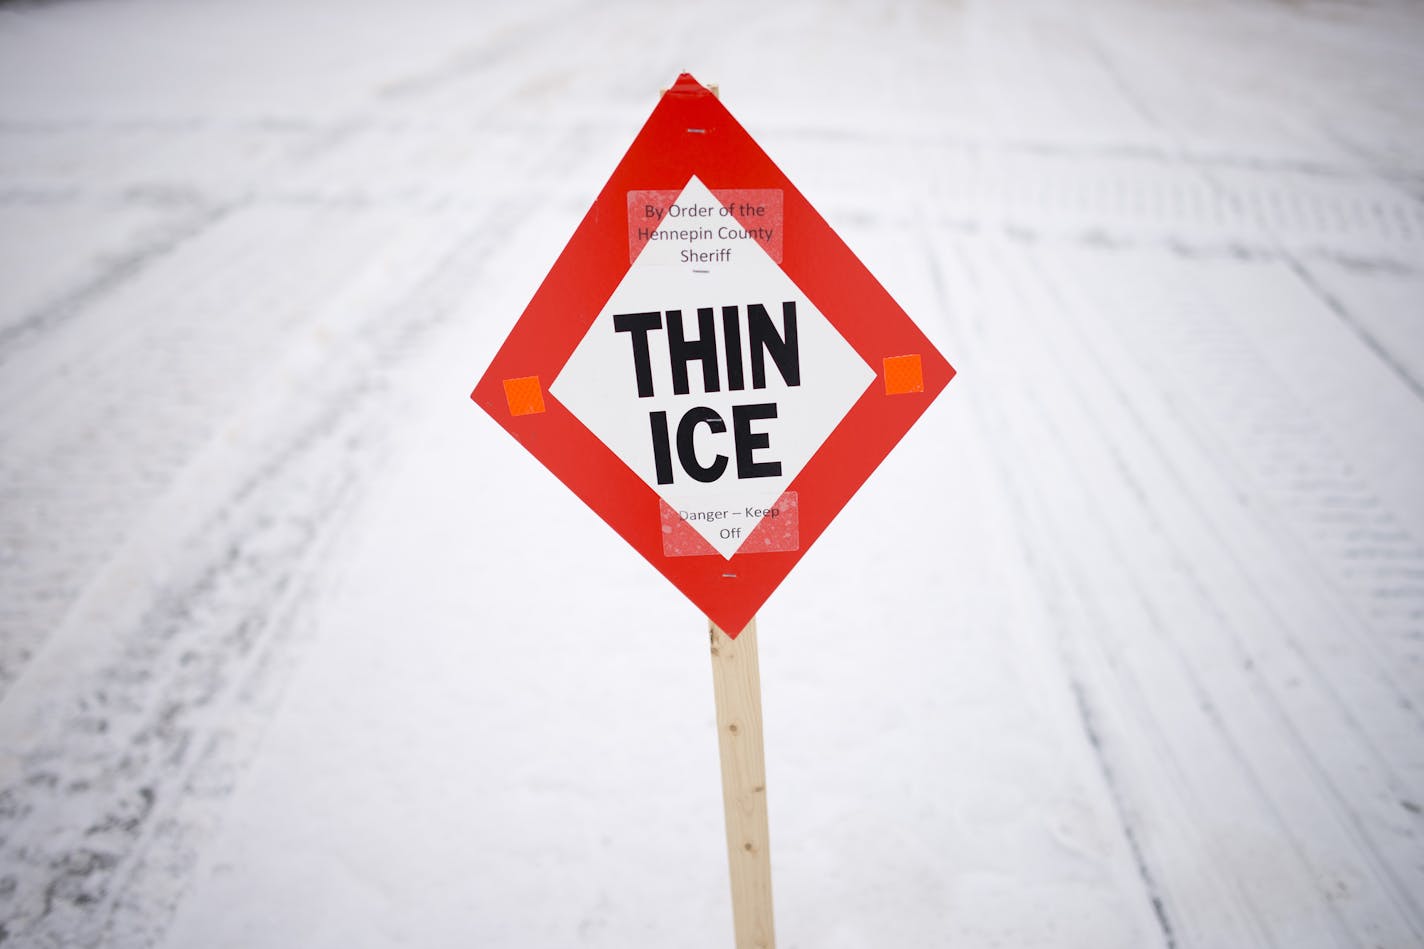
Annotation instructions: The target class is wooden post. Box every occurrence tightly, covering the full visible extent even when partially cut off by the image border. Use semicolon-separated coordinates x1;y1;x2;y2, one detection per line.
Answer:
710;617;775;948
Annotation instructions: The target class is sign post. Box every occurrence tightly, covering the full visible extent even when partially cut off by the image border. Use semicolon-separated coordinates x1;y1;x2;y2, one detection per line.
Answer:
470;73;954;946
710;618;774;948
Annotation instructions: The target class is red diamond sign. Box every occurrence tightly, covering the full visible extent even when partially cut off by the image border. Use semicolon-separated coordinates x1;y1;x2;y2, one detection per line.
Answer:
471;73;955;636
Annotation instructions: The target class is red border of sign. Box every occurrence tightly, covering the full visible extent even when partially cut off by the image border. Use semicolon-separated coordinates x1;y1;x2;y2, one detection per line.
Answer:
471;73;955;636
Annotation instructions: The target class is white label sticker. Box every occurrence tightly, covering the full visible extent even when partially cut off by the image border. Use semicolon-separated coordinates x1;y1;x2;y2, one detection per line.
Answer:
659;490;799;558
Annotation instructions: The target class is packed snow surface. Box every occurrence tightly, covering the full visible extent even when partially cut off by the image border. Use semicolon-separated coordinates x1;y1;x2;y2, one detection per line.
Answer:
1;0;1422;946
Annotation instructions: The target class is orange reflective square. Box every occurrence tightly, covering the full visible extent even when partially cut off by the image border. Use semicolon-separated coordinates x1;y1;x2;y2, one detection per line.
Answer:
882;354;924;395
502;376;546;416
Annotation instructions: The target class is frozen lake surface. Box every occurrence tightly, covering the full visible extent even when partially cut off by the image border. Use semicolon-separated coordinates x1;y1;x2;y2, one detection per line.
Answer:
1;0;1422;946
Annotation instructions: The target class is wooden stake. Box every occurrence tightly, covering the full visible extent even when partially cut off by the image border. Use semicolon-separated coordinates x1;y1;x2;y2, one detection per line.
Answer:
709;617;775;948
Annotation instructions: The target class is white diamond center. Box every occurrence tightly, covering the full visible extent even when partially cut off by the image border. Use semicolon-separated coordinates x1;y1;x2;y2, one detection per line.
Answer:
551;175;874;558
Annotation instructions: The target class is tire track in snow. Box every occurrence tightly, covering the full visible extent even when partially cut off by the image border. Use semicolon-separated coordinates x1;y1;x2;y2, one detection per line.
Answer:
0;396;373;948
1052;247;1424;731
923;29;1424;933
0;203;228;363
0;198;436;702
919;237;1179;949
0;172;532;945
1004;240;1424;944
957;238;1306;948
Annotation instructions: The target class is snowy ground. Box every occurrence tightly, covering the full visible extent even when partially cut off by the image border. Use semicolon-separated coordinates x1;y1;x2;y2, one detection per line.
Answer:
1;0;1423;946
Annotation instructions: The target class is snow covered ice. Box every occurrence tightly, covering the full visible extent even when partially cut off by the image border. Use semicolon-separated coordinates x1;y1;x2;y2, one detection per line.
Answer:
1;0;1423;946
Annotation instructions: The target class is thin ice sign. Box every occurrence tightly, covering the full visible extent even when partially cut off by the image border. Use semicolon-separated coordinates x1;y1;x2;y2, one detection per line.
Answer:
470;73;955;636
